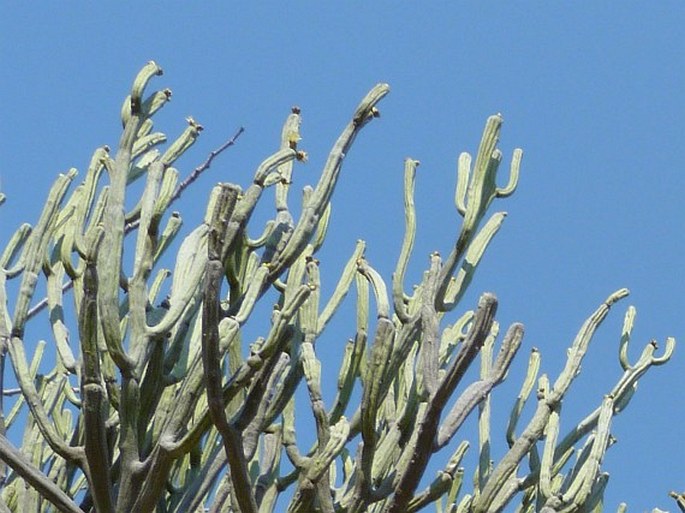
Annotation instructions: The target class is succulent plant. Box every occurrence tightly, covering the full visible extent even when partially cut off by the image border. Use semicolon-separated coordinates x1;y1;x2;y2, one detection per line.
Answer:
0;62;675;513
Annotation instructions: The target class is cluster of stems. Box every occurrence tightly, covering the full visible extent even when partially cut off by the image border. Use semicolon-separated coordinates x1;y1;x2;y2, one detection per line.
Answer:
0;62;676;513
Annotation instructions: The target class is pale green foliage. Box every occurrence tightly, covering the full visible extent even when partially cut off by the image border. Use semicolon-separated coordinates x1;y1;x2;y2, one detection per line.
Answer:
0;62;676;513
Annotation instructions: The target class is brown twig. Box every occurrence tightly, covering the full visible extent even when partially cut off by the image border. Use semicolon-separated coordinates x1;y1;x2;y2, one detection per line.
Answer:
124;125;245;234
170;125;245;205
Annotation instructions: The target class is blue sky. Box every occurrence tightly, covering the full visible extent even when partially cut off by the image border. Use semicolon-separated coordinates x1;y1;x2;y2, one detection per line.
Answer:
2;3;684;511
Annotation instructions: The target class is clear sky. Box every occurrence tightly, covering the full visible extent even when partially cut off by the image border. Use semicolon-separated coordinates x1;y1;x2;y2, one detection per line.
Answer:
2;3;684;511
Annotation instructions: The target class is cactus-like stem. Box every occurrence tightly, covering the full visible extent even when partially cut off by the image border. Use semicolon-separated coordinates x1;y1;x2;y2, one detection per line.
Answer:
552;289;628;395
384;293;497;513
506;347;540;447
202;185;258;513
539;404;561;502
129;161;164;374
554;335;673;460
357;316;395;505
327;262;369;427
6;173;84;465
558;396;613;507
310;201;332;254
455;153;470;216
99;70;153;377
435;322;523;451
12;170;76;336
476;320;497;493
46;263;77;373
414;254;442;399
473;290;628;513
392;159;420;323
436;115;521;312
0;434;82;513
442;212;506;309
275;107;302;212
1;223;32;277
408;441;468;513
265;84;389;279
80;230;114;513
317;240;365;335
160;118;203;166
498;148;522;198
357;258;391;319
